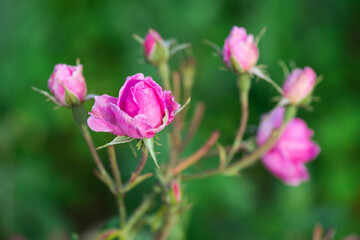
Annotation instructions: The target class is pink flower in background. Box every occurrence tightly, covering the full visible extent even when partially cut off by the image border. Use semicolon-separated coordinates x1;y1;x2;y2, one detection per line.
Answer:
223;26;259;72
48;64;87;106
143;29;169;65
87;73;180;139
283;67;316;104
256;107;320;186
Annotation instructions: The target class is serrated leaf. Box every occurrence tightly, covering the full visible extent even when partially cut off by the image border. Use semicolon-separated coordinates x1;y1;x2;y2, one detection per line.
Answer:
96;136;134;150
249;67;283;94
143;138;160;168
175;97;191;115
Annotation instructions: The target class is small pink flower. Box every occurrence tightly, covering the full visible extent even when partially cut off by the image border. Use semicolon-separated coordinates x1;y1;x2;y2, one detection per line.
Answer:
87;73;180;139
143;29;169;65
48;64;87;106
283;67;316;104
171;181;181;203
223;26;259;72
257;107;320;186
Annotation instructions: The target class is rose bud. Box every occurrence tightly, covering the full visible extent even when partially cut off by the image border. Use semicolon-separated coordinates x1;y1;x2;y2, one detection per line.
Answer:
171;180;181;203
256;107;320;186
143;29;169;66
283;67;316;105
223;26;259;73
48;64;87;107
87;73;180;139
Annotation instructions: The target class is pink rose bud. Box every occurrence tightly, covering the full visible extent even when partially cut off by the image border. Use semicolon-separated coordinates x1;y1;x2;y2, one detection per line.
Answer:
143;29;169;66
256;107;320;186
283;67;316;104
223;26;259;73
48;64;87;106
87;73;180;139
171;181;181;203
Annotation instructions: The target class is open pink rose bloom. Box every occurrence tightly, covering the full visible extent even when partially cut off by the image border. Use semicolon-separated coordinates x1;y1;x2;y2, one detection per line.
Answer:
87;73;180;139
283;67;317;104
223;26;259;72
257;107;320;186
48;64;87;106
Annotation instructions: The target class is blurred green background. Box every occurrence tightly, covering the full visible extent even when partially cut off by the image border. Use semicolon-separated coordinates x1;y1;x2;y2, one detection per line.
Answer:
1;0;359;239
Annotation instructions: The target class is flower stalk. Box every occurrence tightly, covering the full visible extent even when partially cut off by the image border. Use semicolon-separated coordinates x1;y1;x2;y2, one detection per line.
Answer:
227;74;251;162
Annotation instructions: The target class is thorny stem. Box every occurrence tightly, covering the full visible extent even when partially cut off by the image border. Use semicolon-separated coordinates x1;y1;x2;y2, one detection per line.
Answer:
80;124;113;186
182;123;287;181
205;144;246;158
181;102;206;151
107;146;126;233
72;105;115;193
108;146;122;191
130;148;149;183
172;131;220;175
127;192;158;231
118;195;127;238
227;74;251;162
154;205;178;240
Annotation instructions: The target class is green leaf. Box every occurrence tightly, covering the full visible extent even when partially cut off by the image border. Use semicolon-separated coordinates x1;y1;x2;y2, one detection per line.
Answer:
249;67;283;94
255;26;267;45
203;39;222;57
132;33;144;44
277;60;290;77
31;86;58;105
170;43;191;56
96;136;134;150
175;97;191;115
143;138;160;168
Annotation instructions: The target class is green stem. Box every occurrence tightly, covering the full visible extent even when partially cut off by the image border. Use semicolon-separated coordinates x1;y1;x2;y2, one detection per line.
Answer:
224;126;285;174
172;131;220;175
182;108;296;181
228;74;251;162
158;61;171;90
129;148;149;183
108;146;123;191
79;124;115;191
72;105;115;192
127;192;158;231
118;195;127;238
154;205;177;240
107;146;126;233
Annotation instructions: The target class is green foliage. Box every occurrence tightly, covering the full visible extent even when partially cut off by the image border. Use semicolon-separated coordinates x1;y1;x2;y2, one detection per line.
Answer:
0;0;359;239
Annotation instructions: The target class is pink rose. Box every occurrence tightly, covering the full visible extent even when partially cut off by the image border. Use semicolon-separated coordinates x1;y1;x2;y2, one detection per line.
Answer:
87;73;180;139
48;64;87;106
257;107;320;186
223;26;259;72
143;29;169;66
283;67;316;104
